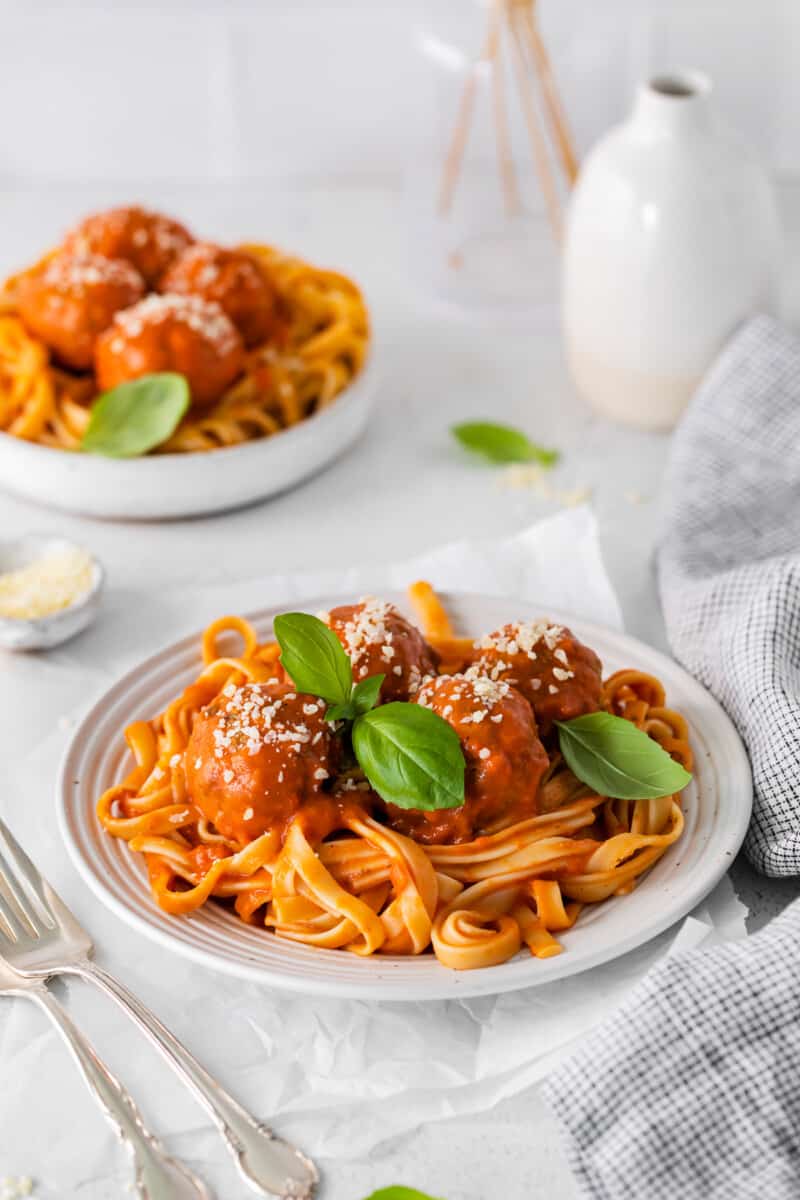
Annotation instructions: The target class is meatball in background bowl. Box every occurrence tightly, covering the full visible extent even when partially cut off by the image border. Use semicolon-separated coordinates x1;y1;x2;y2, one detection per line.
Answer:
160;243;277;348
17;253;145;371
95;293;244;406
64;205;193;286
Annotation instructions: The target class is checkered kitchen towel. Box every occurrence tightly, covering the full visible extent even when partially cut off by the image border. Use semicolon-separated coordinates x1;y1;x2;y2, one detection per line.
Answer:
659;313;800;877
541;896;800;1200
542;316;800;1198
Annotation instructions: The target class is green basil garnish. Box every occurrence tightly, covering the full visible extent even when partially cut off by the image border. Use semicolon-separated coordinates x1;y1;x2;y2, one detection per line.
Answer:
452;420;559;467
362;1190;445;1200
352;703;465;812
81;372;190;458
275;612;386;721
350;674;386;716
274;612;353;707
274;611;466;812
327;674;385;723
556;712;692;800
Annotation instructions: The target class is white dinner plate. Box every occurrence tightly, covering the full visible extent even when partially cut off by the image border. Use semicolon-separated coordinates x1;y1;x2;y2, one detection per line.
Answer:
59;591;753;1000
0;357;375;520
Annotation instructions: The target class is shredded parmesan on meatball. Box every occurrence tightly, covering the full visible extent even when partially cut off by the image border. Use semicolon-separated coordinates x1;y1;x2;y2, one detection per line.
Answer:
475;620;564;658
211;685;315;758
167;243;263;289
70;210;188;258
417;672;511;726
471;656;515;683
407;664;424;694
110;292;239;353
41;253;143;293
462;671;512;706
333;596;396;658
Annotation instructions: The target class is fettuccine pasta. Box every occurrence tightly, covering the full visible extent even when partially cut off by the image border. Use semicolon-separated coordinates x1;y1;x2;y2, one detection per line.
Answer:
96;586;691;970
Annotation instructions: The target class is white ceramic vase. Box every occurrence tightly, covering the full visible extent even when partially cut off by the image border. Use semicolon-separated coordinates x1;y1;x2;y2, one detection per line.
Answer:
562;71;780;431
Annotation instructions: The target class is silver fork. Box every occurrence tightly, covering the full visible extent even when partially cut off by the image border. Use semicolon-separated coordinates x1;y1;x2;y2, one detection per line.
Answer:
0;819;318;1200
0;957;210;1199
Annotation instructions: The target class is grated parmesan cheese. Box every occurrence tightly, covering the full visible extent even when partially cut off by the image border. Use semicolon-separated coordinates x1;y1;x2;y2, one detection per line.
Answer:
475;620;564;658
499;463;592;508
0;1177;34;1199
0;547;93;620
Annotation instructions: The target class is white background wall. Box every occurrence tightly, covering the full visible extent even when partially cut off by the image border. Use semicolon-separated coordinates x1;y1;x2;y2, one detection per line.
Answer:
0;0;796;186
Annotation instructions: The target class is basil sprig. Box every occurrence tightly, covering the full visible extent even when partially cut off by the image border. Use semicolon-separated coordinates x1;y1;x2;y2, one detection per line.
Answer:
362;1189;445;1200
274;612;465;813
557;712;692;800
327;674;385;723
353;703;465;812
452;420;559;467
81;373;190;458
274;612;691;812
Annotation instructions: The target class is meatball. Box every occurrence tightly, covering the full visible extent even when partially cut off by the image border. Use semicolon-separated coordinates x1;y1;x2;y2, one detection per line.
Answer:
324;597;439;702
64;206;193;286
17;253;145;371
185;682;338;848
160;243;276;348
95;293;244;405
383;673;549;845
471;620;603;736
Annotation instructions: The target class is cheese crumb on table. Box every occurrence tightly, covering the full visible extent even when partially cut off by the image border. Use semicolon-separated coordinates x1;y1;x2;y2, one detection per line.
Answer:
0;1177;34;1199
498;464;592;507
0;547;93;620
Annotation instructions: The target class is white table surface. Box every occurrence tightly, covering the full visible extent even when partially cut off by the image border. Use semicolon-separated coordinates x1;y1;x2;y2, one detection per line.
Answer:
1;179;799;1199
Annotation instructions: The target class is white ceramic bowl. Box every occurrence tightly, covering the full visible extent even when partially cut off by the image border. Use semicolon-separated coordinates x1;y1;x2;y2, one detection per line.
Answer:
0;535;104;650
0;358;376;520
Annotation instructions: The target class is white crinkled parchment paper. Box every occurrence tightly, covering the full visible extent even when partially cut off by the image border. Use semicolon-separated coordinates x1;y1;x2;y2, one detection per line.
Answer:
0;508;747;1190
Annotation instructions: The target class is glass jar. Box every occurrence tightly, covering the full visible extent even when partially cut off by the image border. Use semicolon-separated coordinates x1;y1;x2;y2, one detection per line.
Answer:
407;0;575;315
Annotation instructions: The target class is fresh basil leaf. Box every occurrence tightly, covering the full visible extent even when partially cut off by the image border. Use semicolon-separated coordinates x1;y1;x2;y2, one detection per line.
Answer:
274;612;353;706
351;674;385;716
81;373;190;458
556;712;692;800
362;1189;444;1200
327;674;386;721
452;420;559;467
353;703;465;811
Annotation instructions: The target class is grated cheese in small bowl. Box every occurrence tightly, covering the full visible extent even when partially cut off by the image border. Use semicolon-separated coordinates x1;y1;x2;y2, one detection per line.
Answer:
0;546;93;620
0;536;103;651
0;1177;34;1199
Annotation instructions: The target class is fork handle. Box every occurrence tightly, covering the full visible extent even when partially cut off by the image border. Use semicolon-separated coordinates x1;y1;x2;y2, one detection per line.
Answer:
68;962;318;1200
28;986;210;1200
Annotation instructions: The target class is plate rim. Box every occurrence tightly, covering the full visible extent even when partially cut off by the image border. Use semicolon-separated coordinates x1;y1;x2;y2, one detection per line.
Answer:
58;590;753;1000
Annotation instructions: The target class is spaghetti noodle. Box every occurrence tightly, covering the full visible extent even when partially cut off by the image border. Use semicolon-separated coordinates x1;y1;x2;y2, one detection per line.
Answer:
0;241;368;453
96;586;691;971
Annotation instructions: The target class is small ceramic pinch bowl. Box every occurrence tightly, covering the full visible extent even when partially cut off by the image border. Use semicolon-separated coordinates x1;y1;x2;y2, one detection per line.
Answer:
0;535;104;651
